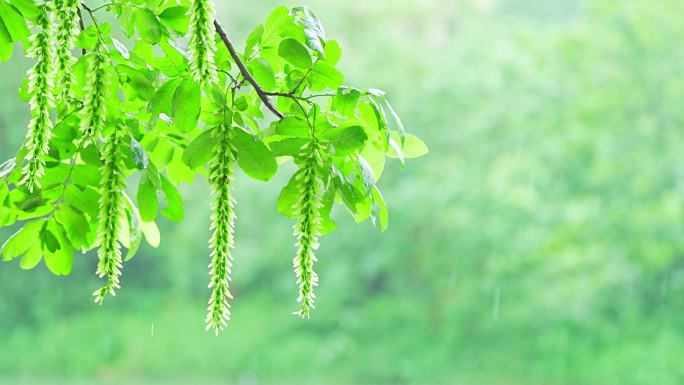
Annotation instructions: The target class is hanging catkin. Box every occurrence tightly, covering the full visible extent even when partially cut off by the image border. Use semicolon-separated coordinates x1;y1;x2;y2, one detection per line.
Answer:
79;36;108;142
93;122;125;304
20;4;55;192
206;125;236;334
53;0;79;105
188;0;218;84
292;139;324;318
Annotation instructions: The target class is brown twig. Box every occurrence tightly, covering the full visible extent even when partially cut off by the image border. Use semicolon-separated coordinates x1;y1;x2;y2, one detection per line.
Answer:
77;8;86;55
213;20;284;120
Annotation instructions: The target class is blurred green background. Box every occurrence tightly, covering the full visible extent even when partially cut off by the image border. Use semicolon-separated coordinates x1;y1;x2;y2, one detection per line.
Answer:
2;0;684;384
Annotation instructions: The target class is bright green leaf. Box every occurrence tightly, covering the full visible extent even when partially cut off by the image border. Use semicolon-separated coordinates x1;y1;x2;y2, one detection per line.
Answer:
278;38;311;69
160;174;184;222
173;77;201;132
182;128;217;169
233;129;278;182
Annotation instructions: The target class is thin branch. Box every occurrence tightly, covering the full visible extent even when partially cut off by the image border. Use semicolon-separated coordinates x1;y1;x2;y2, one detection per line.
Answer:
265;91;335;101
77;8;86;55
213;20;284;120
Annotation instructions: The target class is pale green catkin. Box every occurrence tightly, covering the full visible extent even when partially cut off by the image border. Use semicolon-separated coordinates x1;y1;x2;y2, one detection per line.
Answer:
187;0;218;84
206;125;236;334
19;5;55;192
79;37;108;142
293;140;324;318
53;0;80;105
93;123;125;305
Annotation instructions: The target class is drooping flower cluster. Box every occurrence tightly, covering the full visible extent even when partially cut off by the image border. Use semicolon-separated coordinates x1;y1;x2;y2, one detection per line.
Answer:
206;125;236;334
19;5;55;192
53;0;80;105
187;0;218;84
292;140;324;318
79;37;108;142
93;123;125;304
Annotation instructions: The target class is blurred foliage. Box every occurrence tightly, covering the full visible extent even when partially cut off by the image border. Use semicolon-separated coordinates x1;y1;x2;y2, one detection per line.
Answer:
2;0;684;384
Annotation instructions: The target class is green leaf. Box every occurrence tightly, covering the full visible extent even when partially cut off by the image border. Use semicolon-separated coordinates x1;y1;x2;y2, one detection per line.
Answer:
278;38;311;69
0;1;30;45
72;164;101;188
233;129;278;182
122;192;142;261
112;37;130;60
360;143;386;182
320;125;368;156
372;187;388;232
65;185;100;219
118;209;132;249
0;157;15;178
268;137;308;157
334;172;371;222
76;25;99;50
357;154;375;194
134;8;163;44
324;40;342;65
384;99;406;143
275;116;310;138
8;0;39;22
160;174;184;222
42;221;73;276
119;64;155;100
386;133;428;159
261;6;292;48
245;24;263;57
41;227;59;252
182;128;217;169
159;6;189;35
54;205;90;249
320;185;336;234
173;77;201;132
148;78;180;121
276;171;301;219
167;151;196;185
130;136;149;169
137;173;159;222
1;219;44;261
290;6;326;55
235;95;250;112
310;62;343;91
247;58;276;91
333;87;361;117
0;17;13;62
140;220;160;248
19;240;41;270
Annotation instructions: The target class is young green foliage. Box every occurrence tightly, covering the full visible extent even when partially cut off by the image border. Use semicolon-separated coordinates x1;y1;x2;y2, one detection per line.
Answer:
19;3;55;192
0;2;427;333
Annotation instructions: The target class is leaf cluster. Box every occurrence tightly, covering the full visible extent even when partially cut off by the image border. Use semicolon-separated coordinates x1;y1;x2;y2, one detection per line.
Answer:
0;0;427;331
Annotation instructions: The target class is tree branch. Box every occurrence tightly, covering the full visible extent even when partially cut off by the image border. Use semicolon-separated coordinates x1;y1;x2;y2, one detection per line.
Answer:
213;20;284;120
77;8;86;55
